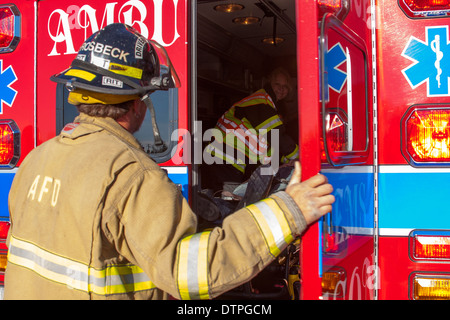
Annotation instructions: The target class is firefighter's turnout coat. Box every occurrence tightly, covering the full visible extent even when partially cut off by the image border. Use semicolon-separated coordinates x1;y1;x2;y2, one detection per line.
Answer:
5;114;307;300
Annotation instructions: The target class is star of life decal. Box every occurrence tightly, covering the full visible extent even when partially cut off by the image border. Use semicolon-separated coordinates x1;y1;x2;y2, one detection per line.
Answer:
402;26;450;97
0;60;17;114
324;43;347;101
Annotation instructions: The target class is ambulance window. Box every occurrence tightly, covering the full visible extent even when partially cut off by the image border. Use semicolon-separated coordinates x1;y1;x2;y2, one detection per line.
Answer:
320;14;370;166
134;89;179;163
56;84;178;164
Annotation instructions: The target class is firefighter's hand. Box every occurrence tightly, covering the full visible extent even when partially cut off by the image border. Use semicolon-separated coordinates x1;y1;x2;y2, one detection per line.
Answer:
285;162;335;225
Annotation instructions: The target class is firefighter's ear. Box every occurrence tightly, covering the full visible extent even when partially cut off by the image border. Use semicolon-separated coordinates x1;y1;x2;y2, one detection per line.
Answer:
288;162;302;185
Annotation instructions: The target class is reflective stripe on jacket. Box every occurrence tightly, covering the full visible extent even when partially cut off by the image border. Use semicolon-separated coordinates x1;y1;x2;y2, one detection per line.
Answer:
5;114;306;300
8;236;155;296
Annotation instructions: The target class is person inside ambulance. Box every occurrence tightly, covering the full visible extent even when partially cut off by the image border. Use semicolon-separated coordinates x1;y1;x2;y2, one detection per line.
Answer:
202;67;300;197
4;23;334;300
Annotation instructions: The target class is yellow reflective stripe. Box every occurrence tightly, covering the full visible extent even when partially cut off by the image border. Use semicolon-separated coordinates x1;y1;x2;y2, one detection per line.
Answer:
8;236;88;291
256;115;282;131
235;90;275;109
177;235;190;300
65;69;96;81
109;62;143;79
283;145;299;162
177;231;211;300
247;198;293;257
89;264;155;295
8;236;155;295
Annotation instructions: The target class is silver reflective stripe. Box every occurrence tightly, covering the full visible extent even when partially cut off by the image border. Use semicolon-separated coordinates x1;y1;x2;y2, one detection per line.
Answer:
247;198;294;257
254;201;286;251
8;236;155;295
177;231;210;300
186;233;201;299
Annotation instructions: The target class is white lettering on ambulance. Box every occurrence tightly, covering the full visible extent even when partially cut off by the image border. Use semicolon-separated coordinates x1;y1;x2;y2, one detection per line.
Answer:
48;9;77;56
47;0;181;56
27;175;61;207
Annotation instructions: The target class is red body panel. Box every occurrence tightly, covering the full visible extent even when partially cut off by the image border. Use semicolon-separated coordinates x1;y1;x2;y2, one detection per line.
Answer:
297;0;322;300
0;2;36;165
376;1;450;300
37;0;189;168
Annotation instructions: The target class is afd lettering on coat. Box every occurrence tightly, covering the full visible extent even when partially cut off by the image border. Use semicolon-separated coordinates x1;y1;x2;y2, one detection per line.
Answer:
27;175;61;207
48;0;181;56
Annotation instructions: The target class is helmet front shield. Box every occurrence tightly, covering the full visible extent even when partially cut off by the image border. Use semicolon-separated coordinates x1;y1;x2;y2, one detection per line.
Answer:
149;40;180;90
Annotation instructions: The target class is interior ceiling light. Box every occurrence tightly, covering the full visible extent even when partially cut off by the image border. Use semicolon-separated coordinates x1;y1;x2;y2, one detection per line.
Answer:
232;16;260;25
214;3;245;13
262;37;284;45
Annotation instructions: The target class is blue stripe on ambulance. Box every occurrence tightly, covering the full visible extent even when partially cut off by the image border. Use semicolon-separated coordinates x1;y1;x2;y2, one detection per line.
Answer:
0;167;188;221
163;166;189;200
321;166;375;276
0;170;16;218
379;166;450;232
322;167;375;231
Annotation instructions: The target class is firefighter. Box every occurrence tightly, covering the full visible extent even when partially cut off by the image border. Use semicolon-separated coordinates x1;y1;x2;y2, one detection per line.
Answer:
4;23;334;300
203;67;299;194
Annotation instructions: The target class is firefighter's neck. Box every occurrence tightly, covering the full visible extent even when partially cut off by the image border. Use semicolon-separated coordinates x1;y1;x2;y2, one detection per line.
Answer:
116;99;147;134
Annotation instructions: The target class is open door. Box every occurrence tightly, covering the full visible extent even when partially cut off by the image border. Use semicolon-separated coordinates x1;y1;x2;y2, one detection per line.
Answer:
297;0;376;300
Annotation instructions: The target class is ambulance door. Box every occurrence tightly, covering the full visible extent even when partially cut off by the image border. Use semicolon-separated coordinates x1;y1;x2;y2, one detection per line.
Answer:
297;0;376;300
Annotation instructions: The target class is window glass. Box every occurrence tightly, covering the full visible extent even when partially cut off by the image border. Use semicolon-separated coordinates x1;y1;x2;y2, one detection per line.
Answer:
56;84;178;163
134;89;178;163
320;14;370;166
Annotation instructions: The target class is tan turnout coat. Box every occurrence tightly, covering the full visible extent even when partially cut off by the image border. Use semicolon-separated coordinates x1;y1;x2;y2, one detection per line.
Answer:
5;113;306;300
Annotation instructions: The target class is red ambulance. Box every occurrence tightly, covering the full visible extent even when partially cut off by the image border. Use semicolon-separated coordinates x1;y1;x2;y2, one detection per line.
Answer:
1;0;450;300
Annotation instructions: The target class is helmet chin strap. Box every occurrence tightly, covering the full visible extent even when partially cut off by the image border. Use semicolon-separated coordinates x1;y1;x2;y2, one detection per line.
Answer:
141;93;167;153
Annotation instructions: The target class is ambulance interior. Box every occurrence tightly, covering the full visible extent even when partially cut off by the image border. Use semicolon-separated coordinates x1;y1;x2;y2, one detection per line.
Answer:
196;0;297;135
195;0;299;299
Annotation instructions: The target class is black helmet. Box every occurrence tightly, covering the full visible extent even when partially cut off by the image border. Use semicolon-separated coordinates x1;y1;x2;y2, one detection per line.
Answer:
51;23;179;152
51;23;179;99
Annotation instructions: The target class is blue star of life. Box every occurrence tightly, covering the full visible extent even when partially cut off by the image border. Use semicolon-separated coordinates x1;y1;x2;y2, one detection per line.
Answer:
402;26;450;97
323;43;347;101
0;59;17;114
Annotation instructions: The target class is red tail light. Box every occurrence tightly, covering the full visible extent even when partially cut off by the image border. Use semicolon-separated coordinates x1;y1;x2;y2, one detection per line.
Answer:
410;230;450;261
0;221;9;274
326;112;347;152
318;0;349;19
0;220;9;290
401;106;450;166
400;0;450;18
0;119;20;168
0;5;20;53
318;0;342;9
322;110;347;164
415;235;450;259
